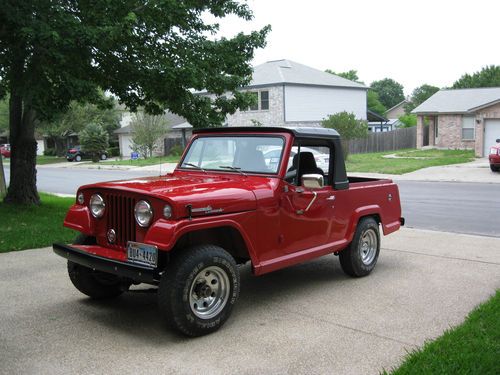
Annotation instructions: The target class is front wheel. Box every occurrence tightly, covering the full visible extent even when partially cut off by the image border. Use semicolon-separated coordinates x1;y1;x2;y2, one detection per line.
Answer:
339;217;380;277
490;165;500;172
100;153;107;161
158;245;240;337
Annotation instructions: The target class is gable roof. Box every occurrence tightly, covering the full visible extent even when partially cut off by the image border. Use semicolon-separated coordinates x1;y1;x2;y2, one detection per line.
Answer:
412;87;500;114
384;99;408;114
114;111;189;134
249;59;367;90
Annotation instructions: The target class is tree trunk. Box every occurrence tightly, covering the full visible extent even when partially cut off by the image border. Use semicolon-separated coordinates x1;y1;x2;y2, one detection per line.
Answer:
4;94;40;205
0;154;6;198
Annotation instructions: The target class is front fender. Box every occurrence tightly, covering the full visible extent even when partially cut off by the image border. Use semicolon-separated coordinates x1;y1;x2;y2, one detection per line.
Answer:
64;204;94;235
143;211;258;261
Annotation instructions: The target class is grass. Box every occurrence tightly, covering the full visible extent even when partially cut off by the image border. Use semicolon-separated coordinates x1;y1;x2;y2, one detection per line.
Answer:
100;155;179;166
0;193;76;252
346;149;475;175
384;290;500;375
2;156;67;165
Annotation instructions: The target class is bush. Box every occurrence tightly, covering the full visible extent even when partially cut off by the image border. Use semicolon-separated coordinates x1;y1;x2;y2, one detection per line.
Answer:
108;147;120;157
322;111;368;160
79;123;109;162
169;144;184;156
399;114;417;128
43;148;56;156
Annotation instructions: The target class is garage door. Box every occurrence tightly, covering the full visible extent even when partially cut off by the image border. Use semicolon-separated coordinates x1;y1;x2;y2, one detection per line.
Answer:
484;119;500;156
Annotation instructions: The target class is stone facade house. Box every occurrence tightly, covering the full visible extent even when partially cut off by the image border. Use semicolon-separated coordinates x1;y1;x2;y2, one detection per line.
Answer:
207;59;368;127
412;87;500;156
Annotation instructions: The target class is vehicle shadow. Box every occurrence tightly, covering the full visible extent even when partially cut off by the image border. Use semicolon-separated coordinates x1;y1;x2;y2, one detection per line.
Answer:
70;254;388;343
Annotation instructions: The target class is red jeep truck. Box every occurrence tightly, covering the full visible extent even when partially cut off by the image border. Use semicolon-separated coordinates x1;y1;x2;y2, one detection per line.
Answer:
54;127;404;336
489;139;500;172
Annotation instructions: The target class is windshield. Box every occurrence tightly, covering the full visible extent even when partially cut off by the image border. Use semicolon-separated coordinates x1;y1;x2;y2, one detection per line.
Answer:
181;135;285;174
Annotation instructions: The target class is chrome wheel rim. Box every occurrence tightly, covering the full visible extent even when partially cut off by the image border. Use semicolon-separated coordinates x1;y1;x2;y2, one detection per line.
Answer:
359;228;377;265
189;266;230;319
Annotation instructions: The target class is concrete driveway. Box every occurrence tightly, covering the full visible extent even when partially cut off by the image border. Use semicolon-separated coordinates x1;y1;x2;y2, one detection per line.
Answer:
1;228;499;375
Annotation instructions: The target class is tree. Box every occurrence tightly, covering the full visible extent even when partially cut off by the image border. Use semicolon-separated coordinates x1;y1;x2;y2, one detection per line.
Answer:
367;90;387;116
452;65;500;89
79;123;109;162
130;113;169;159
325;69;360;82
322;112;368;160
0;98;8;135
404;84;440;113
370;78;405;109
0;1;269;204
398;114;417;128
40;98;121;155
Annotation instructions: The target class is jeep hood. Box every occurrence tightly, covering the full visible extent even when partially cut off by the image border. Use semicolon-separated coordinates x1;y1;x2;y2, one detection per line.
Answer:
80;172;277;218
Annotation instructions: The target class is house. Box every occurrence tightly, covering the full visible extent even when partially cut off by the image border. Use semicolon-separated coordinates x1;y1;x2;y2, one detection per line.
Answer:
215;59;368;127
384;100;408;119
412;87;500;156
114;111;192;157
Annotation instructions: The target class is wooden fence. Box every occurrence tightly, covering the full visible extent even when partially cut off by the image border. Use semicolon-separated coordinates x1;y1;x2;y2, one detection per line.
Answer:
347;126;416;154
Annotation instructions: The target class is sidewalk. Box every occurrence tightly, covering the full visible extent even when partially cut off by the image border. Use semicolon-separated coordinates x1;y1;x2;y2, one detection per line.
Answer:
0;228;499;374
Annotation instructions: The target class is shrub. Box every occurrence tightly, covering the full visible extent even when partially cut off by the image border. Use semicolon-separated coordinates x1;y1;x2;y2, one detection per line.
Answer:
322;111;368;159
169;144;184;156
43;148;56;156
79;123;109;162
399;114;417;128
108;146;120;157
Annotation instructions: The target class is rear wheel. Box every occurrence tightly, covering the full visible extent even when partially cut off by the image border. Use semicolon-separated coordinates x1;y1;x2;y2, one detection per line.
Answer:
100;153;107;161
490;165;500;172
158;245;240;337
75;154;82;162
67;234;123;299
339;217;380;277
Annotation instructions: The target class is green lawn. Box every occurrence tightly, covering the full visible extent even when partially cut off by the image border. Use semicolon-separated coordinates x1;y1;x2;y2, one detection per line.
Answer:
0;193;76;252
346;149;475;175
100;155;179;166
385;290;500;375
2;156;68;165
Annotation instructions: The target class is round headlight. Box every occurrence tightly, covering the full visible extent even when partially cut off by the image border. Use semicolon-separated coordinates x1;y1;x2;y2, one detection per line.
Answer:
163;204;173;219
135;200;153;227
77;192;85;205
89;194;105;218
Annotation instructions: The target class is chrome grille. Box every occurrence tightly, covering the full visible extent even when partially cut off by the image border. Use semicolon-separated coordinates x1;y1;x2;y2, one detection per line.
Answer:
105;193;136;247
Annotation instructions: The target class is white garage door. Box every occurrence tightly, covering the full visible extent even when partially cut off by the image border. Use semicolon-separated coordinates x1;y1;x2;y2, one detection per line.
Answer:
484;119;500;156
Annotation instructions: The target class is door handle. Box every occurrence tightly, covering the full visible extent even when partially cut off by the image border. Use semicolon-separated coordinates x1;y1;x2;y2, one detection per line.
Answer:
296;191;317;214
326;195;335;201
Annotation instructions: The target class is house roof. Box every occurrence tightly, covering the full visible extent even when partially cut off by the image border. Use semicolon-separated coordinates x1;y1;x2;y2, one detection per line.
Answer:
249;59;367;90
384;99;408;114
114;111;189;134
412;87;500;114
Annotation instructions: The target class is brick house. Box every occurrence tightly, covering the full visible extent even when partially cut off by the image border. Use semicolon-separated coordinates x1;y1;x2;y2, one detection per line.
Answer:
413;87;500;156
206;59;368;127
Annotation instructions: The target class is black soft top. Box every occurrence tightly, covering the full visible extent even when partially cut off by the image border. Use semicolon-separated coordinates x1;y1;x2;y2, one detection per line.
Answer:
193;126;340;139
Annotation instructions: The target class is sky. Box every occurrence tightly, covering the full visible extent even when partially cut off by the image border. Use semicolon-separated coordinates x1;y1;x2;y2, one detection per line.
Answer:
211;0;500;95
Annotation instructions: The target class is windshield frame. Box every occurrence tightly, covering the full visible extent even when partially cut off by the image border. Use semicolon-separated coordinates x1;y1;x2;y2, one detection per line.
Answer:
178;134;287;176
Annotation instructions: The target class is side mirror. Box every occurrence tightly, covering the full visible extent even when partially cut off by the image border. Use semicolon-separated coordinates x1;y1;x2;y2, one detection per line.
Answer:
301;174;324;189
496;139;500;143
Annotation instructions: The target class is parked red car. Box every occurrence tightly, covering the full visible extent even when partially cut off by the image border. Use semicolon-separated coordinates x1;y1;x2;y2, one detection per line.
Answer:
53;127;404;336
0;144;11;158
489;139;500;172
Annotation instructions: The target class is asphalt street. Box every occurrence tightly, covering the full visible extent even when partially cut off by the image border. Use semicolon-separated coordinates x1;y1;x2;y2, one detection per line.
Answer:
4;165;499;237
1;228;499;375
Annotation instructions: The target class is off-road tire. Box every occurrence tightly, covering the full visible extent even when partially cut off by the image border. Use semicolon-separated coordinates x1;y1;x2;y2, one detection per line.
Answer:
339;217;380;277
67;234;123;299
158;245;240;337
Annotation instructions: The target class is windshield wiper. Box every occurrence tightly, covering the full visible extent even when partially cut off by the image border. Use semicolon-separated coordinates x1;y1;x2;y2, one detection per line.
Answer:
183;163;207;172
219;166;247;176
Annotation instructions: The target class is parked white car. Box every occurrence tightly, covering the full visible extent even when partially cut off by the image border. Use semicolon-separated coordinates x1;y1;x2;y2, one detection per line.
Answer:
263;146;329;173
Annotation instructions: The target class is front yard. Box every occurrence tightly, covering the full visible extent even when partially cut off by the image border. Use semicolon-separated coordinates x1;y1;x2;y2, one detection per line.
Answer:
100;155;179;166
346;149;475;175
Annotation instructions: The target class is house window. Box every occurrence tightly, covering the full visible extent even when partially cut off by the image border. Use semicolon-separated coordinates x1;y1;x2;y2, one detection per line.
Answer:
245;90;269;111
462;116;475;140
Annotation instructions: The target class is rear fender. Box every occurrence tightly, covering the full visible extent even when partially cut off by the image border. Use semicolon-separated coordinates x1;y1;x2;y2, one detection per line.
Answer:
345;205;383;242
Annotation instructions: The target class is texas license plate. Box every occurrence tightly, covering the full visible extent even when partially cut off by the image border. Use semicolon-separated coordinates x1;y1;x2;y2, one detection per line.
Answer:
127;242;158;267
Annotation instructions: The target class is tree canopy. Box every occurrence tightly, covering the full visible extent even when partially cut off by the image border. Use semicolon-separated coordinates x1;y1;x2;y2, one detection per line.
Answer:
322;111;368;159
130;112;169;159
0;0;269;204
79;123;109;162
370;78;405;109
404;84;440;113
452;65;500;89
367;90;386;116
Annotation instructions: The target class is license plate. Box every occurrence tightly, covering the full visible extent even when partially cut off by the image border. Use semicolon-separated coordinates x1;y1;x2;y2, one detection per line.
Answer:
127;242;158;267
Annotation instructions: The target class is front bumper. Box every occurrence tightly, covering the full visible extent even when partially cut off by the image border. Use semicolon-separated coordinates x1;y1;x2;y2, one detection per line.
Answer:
53;243;160;284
